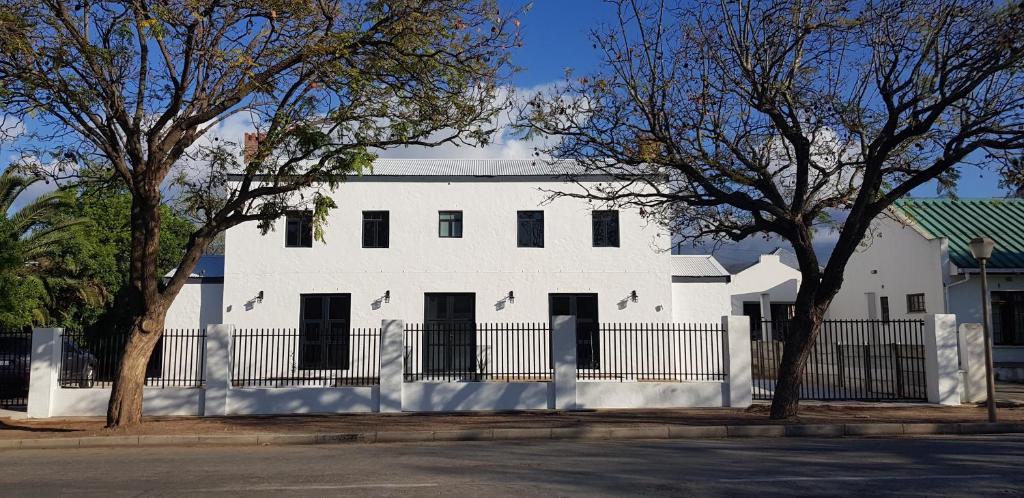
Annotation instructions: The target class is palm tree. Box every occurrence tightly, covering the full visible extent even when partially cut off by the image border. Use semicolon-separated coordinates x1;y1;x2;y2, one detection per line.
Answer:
0;170;99;326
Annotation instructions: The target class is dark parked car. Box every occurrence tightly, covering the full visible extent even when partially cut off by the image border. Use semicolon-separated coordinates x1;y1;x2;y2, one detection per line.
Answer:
0;336;31;401
60;339;98;388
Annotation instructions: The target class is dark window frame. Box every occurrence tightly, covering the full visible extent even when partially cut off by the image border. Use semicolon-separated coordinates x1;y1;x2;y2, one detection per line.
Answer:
438;211;463;238
880;296;891;323
298;294;351;371
517;210;545;248
362;211;390;248
592;210;620;247
285;211;314;248
993;291;1024;346
906;293;926;313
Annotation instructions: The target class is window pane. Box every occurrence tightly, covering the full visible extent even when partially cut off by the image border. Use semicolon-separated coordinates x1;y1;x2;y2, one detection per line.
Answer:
286;212;313;247
439;211;462;238
362;211;389;248
518;211;544;247
592;210;619;247
303;296;323;320
328;295;349;320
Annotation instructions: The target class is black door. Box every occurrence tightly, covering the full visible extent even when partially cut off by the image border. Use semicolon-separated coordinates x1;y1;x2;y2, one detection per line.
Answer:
742;302;762;340
549;294;599;369
423;293;476;374
299;294;352;370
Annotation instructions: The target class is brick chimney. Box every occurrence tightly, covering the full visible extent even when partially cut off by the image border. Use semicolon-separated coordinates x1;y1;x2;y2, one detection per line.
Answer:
243;132;266;164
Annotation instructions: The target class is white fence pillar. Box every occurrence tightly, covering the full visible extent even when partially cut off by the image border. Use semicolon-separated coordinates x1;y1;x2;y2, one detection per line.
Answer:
379;319;404;413
723;316;752;408
958;323;987;404
552;315;577;411
27;328;62;418
924;314;960;405
204;324;233;416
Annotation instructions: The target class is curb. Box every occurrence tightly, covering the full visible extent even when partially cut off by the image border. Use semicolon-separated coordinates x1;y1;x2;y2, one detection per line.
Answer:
2;422;1023;451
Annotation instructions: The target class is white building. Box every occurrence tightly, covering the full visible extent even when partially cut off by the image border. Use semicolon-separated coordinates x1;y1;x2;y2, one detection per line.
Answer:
670;255;730;323
727;249;803;339
220;159;673;332
829;199;1024;374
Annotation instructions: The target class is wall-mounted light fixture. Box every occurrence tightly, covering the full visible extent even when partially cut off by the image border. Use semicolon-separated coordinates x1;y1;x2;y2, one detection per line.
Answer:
384;290;391;303
256;290;264;303
507;291;515;304
630;290;638;303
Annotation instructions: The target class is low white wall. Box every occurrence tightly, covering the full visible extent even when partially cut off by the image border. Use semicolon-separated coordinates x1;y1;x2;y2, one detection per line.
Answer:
227;387;379;415
402;382;552;412
49;388;204;417
576;381;726;409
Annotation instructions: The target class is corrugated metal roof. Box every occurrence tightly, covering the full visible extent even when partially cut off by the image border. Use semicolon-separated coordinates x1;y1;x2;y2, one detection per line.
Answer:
894;198;1024;270
671;255;730;277
361;158;587;176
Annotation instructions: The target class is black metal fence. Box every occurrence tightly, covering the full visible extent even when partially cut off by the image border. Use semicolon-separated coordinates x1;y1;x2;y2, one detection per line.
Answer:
0;329;32;408
404;323;552;382
576;323;726;381
751;319;927;401
231;328;380;387
59;329;207;388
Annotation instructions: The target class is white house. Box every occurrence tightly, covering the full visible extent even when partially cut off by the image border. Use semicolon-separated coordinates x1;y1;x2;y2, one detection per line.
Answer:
220;159;674;332
670;255;730;323
829;198;1024;377
728;249;803;339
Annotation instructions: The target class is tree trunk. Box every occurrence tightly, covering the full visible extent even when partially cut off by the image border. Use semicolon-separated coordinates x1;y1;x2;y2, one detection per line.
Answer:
769;310;825;419
106;309;167;427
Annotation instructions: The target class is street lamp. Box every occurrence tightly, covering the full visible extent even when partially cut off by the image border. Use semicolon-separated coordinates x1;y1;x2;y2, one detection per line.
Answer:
969;236;997;423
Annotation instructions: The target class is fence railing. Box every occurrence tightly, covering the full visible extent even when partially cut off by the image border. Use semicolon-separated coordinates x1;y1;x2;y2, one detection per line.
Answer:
751;319;927;401
404;323;552;382
0;329;32;407
575;323;726;382
231;328;380;387
59;329;207;389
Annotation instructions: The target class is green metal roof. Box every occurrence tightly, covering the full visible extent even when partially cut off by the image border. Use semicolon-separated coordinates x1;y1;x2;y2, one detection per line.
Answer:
894;198;1024;271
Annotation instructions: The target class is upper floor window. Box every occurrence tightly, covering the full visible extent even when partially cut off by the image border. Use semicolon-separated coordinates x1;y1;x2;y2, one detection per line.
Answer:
517;211;544;248
362;211;390;248
285;211;313;247
592;210;619;247
906;293;926;313
439;211;463;238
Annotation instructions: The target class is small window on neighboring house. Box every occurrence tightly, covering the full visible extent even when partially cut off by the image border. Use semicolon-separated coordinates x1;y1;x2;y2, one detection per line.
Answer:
285;212;313;247
362;211;389;248
592;210;620;247
517;211;544;248
439;211;463;238
906;293;926;313
880;296;891;323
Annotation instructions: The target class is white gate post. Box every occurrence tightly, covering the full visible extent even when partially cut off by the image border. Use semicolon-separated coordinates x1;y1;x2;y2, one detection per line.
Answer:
27;328;62;418
552;315;577;411
958;323;987;403
379;319;405;413
723;316;752;408
924;314;960;405
204;324;233;416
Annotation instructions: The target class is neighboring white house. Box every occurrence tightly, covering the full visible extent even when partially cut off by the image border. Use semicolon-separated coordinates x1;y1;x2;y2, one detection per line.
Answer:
829;198;1024;375
727;249;803;339
163;255;224;330
670;255;731;323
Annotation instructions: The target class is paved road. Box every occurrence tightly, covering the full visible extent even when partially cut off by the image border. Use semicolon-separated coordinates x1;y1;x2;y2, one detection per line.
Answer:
1;435;1022;496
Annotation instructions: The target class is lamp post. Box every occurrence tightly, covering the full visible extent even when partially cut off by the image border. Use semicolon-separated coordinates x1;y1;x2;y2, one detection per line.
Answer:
969;236;997;423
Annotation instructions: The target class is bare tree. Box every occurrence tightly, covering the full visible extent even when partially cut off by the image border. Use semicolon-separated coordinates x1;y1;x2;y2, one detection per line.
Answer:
520;0;1024;418
0;0;520;427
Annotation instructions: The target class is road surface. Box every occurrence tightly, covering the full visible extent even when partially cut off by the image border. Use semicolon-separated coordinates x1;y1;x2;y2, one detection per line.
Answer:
1;435;1022;496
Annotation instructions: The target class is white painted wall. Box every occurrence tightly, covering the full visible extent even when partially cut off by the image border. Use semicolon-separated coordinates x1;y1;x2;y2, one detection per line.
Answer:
728;254;802;315
222;178;673;329
827;216;947;320
672;278;731;323
165;280;223;330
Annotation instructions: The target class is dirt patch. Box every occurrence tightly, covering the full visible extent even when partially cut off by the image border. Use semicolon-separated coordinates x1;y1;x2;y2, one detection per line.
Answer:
2;403;1021;440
